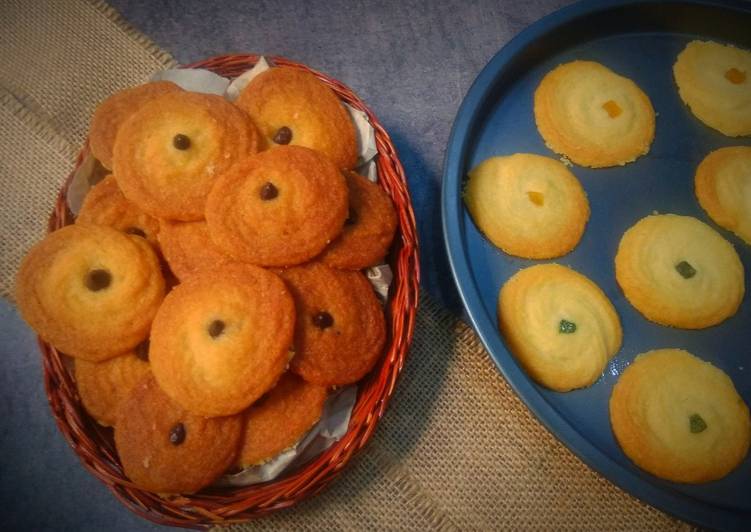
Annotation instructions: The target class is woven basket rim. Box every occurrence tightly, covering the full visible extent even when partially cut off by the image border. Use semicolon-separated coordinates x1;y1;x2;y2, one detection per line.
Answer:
40;54;420;528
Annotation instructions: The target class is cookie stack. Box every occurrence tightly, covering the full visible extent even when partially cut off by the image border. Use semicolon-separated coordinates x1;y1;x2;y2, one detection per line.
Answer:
15;65;397;494
464;40;751;484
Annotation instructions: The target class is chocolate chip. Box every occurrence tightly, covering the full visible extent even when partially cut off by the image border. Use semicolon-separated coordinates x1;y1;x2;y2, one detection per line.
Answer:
169;423;186;445
273;126;292;145
312;311;333;329
260;182;278;200
558;319;576;334
172;134;191;150
675;260;696;279
208;319;225;338
345;209;357;225
689;413;707;433
125;227;146;238
85;269;111;291
134;340;149;362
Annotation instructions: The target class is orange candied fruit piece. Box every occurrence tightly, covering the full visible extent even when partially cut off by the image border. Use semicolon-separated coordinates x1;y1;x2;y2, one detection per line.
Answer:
725;67;746;84
527;191;544;206
602;100;622;118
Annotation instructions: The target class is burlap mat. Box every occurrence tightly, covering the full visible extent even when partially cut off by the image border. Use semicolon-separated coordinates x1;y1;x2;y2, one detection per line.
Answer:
0;1;690;529
0;0;175;299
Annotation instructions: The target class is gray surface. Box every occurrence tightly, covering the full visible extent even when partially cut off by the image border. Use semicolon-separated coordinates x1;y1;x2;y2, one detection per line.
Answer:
3;0;572;529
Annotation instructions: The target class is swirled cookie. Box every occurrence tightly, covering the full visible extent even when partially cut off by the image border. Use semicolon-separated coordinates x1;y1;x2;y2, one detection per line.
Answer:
534;61;655;167
157;220;233;280
114;376;243;494
76;175;160;246
673;40;751;137
615;214;744;329
695;146;751;245
278;262;386;386
89;81;182;170
318;171;398;269
235;66;357;169
236;372;327;467
610;348;751;483
464;154;590;258
74;344;150;427
150;263;295;416
206;146;348;267
113;91;261;221
498;264;622;391
15;224;165;361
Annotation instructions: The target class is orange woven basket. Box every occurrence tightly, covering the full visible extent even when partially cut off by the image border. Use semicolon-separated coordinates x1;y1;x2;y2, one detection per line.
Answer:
40;54;420;528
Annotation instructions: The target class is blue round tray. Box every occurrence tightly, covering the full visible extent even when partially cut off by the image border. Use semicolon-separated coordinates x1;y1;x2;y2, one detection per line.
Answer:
442;0;751;528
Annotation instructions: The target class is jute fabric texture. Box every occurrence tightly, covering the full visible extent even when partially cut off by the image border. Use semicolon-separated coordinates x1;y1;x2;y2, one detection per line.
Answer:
0;0;175;298
0;1;689;529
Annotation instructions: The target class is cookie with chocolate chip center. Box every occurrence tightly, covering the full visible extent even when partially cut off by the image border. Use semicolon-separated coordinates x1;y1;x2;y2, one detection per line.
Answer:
149;263;295;416
89;81;182;170
114;376;243;493
206;145;348;267
113;91;261;221
15;224;165;361
278;262;386;386
235;66;357;169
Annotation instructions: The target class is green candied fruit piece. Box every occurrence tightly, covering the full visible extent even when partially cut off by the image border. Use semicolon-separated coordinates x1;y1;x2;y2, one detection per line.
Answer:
559;319;577;334
689;413;707;433
675;260;696;279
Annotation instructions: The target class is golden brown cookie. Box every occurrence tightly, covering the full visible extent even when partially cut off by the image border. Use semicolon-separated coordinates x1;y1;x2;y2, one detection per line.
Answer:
157;219;233;281
235;66;357;169
695;146;751;245
150;263;295;416
534;60;655;167
615;214;744;329
498;264;622;391
236;372;327;467
610;348;751;483
673;40;751;137
278;262;386;386
206;146;348;267
464;154;590;258
89;81;182;170
318;171;398;269
76;175;160;246
15;224;165;361
113;91;261;221
74;344;151;427
114;376;243;494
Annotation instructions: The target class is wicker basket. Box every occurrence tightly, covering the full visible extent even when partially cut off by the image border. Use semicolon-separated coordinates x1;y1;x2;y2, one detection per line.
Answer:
40;54;420;528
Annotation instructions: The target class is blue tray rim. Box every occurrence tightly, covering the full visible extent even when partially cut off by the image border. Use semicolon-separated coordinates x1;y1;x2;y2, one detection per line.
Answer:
441;0;751;528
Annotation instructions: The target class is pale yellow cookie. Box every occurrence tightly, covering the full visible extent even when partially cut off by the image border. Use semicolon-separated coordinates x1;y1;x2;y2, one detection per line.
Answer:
498;264;622;392
615;214;744;329
464;154;590;259
534;60;655;167
610;348;751;483
695;146;751;245
673;40;751;137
